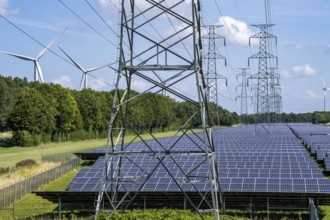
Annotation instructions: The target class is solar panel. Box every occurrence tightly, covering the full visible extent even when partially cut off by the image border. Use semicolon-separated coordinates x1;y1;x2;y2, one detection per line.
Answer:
67;123;330;195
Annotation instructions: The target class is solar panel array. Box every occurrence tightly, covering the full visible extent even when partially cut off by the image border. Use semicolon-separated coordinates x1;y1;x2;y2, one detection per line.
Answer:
68;124;330;194
288;123;330;171
218;124;329;193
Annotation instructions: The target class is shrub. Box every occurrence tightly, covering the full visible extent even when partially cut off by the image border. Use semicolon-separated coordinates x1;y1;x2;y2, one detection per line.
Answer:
32;134;42;146
12;130;33;146
15;159;37;168
0;167;11;175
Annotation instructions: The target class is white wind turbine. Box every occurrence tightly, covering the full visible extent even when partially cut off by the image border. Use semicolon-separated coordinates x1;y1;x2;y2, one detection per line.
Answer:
0;28;67;83
59;47;110;91
322;79;330;112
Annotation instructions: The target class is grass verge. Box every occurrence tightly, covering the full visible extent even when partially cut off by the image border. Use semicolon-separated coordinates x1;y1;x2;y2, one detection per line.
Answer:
0;162;59;189
0;130;191;168
0;170;78;220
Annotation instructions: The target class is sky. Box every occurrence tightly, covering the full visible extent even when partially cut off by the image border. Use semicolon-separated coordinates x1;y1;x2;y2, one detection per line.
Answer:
0;0;330;114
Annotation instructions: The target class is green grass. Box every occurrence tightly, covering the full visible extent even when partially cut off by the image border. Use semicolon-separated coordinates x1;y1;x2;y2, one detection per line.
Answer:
0;130;186;168
320;206;330;220
40;169;79;191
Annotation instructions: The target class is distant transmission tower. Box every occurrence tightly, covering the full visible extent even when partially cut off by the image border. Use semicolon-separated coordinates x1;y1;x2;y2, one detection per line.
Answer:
248;24;278;133
236;68;250;124
202;25;226;127
95;1;222;219
268;67;282;122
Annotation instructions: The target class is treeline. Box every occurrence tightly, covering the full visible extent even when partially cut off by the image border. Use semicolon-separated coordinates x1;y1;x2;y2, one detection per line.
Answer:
0;76;239;146
242;112;313;124
312;111;330;124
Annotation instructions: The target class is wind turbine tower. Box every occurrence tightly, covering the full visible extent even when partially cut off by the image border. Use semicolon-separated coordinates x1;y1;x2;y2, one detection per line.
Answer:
59;47;109;90
322;79;330;112
0;28;66;83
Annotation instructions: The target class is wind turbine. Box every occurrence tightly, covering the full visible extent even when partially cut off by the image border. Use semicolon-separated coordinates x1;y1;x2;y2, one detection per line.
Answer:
59;47;110;90
322;79;330;112
0;28;67;83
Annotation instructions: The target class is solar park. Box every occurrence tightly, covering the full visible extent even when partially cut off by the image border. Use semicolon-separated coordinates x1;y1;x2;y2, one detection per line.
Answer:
36;123;330;213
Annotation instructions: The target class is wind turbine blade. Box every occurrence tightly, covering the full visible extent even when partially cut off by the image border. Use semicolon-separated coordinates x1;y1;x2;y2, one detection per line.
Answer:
322;78;327;87
324;91;327;98
59;47;85;72
86;63;110;73
0;50;34;61
35;61;44;83
37;27;67;59
327;88;330;91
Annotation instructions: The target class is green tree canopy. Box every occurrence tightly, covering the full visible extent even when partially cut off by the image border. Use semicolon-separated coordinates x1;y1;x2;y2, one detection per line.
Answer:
8;87;56;134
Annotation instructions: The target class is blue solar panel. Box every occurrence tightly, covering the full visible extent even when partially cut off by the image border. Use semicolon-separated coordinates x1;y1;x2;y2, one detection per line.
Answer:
67;124;330;195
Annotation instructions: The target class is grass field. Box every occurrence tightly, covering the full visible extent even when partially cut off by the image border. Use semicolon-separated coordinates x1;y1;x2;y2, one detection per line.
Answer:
0;130;185;168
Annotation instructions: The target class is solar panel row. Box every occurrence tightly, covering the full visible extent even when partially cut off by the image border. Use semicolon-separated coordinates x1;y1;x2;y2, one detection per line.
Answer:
288;123;330;171
67;123;330;194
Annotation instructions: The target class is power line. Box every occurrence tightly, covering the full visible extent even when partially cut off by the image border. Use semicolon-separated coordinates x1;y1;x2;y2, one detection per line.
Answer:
213;0;245;48
0;14;72;66
84;0;119;38
0;14;117;89
58;0;118;48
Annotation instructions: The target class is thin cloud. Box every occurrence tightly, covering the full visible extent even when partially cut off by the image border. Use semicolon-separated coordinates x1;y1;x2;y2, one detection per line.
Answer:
286;43;311;50
52;75;73;88
132;80;147;92
325;44;330;54
281;64;316;79
0;0;19;16
89;78;107;91
10;17;105;41
300;90;320;100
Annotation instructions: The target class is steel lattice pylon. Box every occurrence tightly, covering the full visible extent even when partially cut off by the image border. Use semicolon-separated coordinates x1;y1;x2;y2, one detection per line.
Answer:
236;68;251;124
268;67;282;122
248;24;278;133
202;25;226;127
95;1;222;219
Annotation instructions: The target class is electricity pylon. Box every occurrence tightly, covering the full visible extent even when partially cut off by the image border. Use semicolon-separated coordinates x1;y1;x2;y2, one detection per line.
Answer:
202;25;227;127
236;68;251;124
268;67;282;122
248;24;278;134
95;1;222;219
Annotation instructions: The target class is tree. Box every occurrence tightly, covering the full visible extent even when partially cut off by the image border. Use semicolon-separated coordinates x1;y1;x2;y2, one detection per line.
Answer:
0;78;11;131
74;89;106;133
8;87;56;134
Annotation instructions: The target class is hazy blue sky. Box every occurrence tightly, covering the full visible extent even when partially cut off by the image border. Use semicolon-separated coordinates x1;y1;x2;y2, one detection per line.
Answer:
0;0;329;114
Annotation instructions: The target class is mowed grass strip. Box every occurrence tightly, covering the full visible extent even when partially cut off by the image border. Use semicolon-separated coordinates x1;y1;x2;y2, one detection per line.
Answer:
0;131;12;139
0;130;186;168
